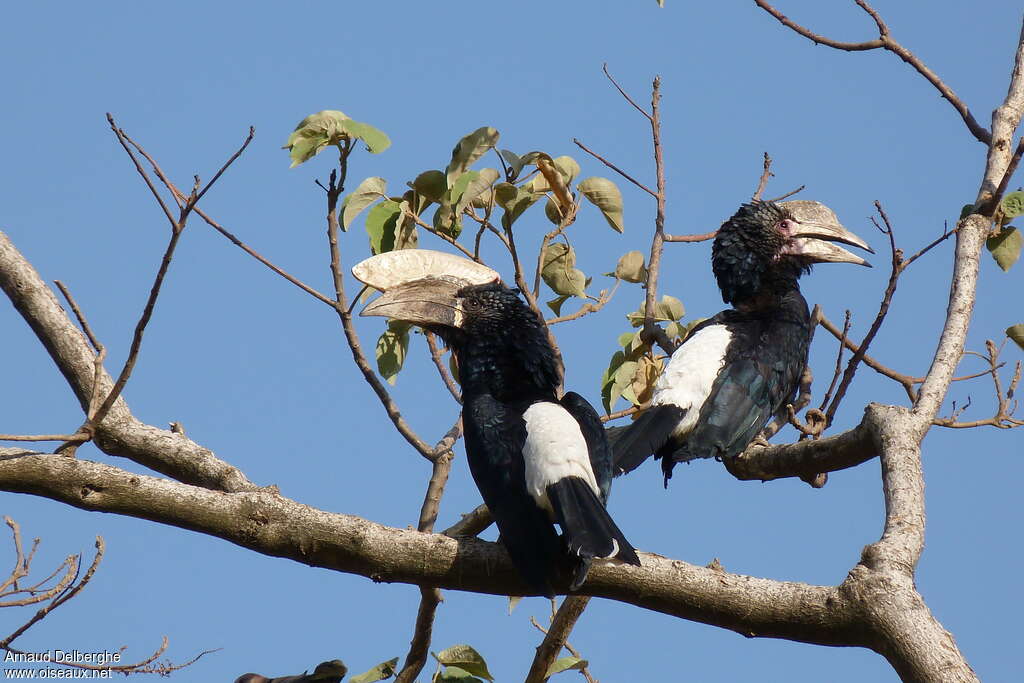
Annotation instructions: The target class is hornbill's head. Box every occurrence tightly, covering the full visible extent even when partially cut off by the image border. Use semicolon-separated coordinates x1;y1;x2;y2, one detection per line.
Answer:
352;249;505;339
712;200;872;305
354;249;559;394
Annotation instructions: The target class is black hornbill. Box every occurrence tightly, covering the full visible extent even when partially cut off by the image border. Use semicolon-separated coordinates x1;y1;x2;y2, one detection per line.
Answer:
611;200;872;483
353;250;641;597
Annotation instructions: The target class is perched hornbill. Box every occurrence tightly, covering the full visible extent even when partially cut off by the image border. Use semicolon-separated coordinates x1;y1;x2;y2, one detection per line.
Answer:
353;250;641;597
612;200;872;483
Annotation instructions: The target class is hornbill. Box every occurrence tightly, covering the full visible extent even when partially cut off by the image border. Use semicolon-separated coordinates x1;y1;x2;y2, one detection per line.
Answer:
353;250;641;597
611;200;872;483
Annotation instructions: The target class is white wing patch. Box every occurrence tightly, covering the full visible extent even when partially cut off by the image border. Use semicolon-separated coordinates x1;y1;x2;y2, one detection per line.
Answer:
651;324;732;438
522;402;601;514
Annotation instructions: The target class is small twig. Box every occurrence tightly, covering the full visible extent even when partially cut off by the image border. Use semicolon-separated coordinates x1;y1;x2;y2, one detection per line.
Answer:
194;206;336;307
663;229;718;243
818;310;851;412
545;281;619;325
425;332;461;403
602;63;653;121
823;201;902;426
765;184;806;203
753;1;991;145
752;153;774;200
54;280;108;424
600;404;644;423
572;138;657;198
525;596;594;683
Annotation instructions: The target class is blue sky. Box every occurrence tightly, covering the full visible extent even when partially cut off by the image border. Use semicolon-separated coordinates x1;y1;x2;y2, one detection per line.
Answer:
2;1;1022;681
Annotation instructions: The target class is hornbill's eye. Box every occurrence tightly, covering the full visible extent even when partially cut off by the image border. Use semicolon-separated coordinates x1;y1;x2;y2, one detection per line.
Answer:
463;297;482;312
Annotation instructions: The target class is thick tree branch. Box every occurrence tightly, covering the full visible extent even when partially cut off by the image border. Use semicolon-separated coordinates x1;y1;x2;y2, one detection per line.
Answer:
0;449;872;650
0;232;256;492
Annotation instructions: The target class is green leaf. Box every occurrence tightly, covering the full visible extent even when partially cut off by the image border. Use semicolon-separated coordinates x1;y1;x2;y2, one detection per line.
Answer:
394;201;419;250
340;119;391;154
499;149;522;178
615;251;646;283
610;359;638;410
456;168;500;214
342;177;386;230
282;111;390;166
547;294;572;316
544;196;565;224
1007;324;1024;351
433;201;462;238
494;182;540;228
1000;190;1024;218
447;127;500;186
412;170;447;203
308;660;348;681
959;203;978;220
436;666;484;683
577;177;624;233
282;110;349;168
541;243;586;296
547;656;588;677
433;645;493;681
657;294;685;321
366;199;403;254
986;226;1022;271
350;657;399;683
449;171;480;207
376;321;410;385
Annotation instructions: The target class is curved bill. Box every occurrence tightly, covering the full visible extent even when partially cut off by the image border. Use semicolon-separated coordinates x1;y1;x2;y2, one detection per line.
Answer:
360;277;466;329
352;249;499;292
780;200;874;254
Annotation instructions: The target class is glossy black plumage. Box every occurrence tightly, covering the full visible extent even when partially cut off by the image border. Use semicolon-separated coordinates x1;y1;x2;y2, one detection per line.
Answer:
372;280;639;596
611;201;870;483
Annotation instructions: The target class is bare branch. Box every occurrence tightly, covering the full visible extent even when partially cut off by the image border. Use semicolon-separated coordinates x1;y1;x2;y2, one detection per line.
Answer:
753;1;991;144
525;596;591;683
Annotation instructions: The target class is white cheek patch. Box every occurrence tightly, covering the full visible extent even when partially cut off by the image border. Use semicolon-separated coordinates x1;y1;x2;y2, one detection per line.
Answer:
651;324;732;437
521;402;600;514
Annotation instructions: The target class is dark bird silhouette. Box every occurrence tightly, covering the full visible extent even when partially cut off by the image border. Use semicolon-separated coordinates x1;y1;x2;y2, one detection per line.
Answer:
354;250;641;597
234;659;347;683
611;200;872;484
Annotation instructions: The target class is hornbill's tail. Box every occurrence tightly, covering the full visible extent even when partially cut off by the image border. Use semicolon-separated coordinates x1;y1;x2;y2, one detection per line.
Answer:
608;404;686;476
546;477;641;590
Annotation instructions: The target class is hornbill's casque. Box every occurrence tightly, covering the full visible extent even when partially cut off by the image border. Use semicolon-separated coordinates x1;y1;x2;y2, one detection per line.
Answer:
611;200;872;483
353;250;641;597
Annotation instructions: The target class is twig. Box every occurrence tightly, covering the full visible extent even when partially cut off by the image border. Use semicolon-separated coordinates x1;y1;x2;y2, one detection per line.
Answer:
546;281;619;325
663;229;718;243
54;280;108;427
752;153;774;200
425;332;461;403
395;453;453;683
823;202;902;427
321;162;437;461
638;76;675;356
525;596;594;683
600;404;643;423
194;206;337;307
818;310;851;412
602;63;653;122
765;184;806;203
754;1;991;144
572;138;657;198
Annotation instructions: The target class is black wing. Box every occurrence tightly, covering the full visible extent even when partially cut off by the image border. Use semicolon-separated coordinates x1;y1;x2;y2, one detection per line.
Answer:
462;392;563;597
559;391;612;502
665;312;808;479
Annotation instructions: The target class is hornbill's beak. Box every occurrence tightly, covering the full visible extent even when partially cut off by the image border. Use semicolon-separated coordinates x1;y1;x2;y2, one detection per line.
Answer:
360;276;467;328
780;200;873;267
352;249;499;291
352;249;500;327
